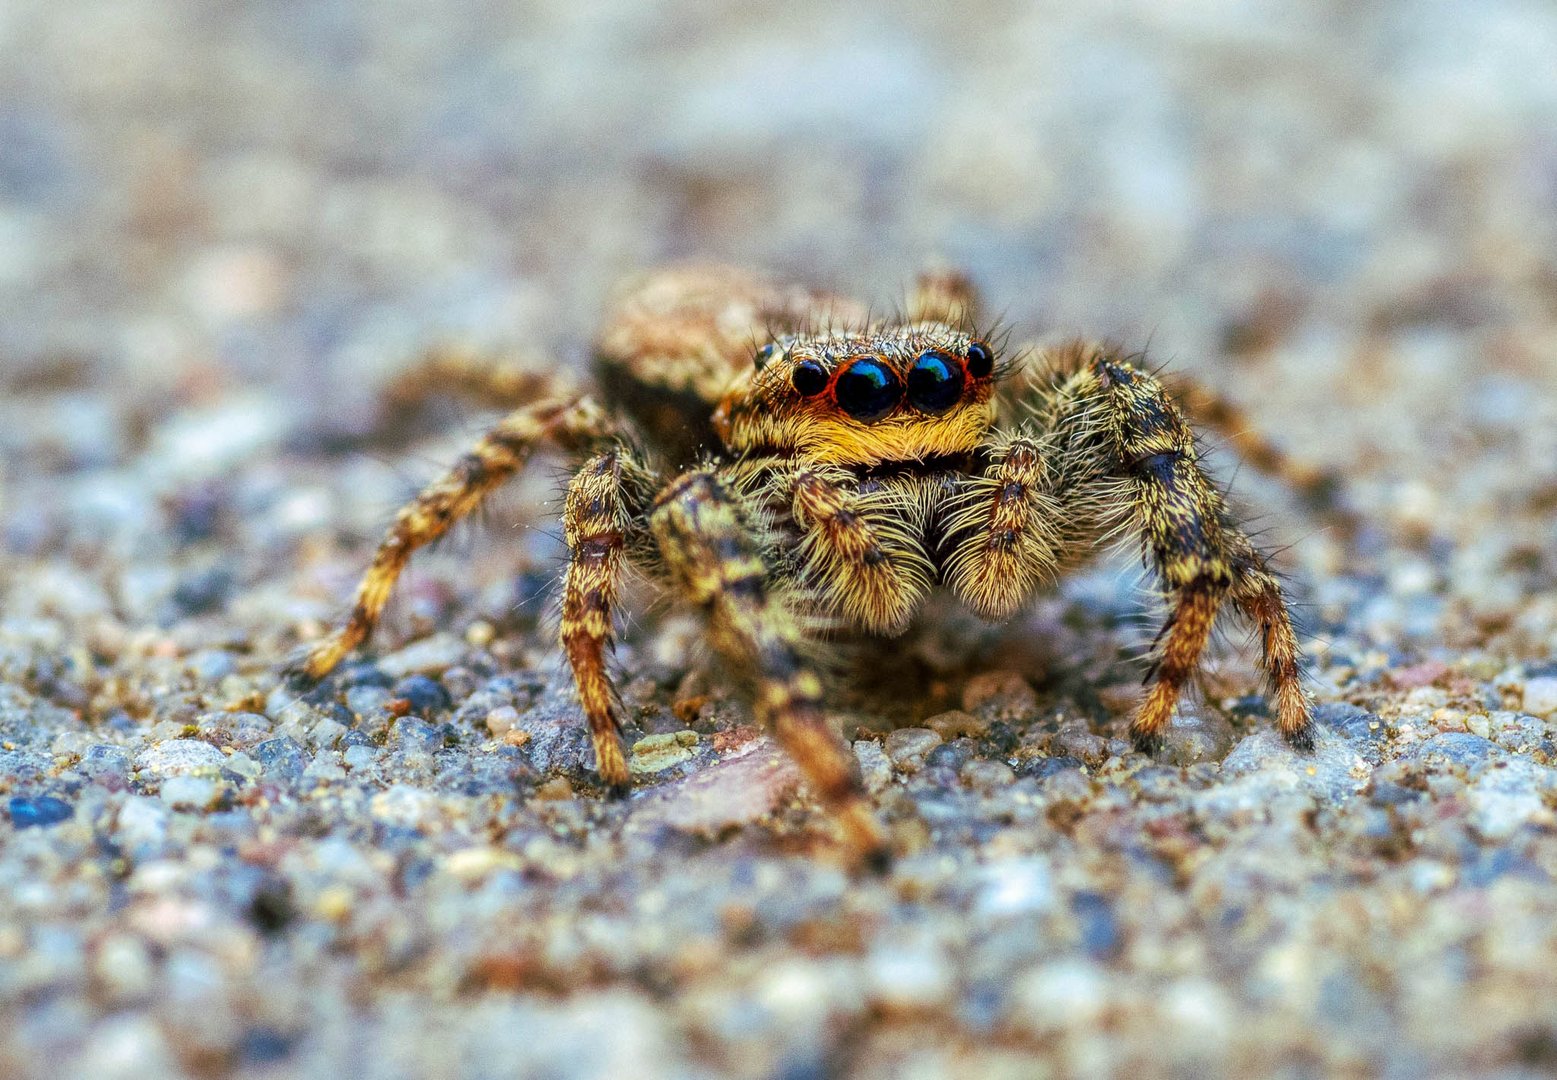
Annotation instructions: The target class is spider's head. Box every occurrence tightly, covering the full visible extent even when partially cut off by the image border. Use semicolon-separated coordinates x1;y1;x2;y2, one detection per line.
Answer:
712;324;1001;466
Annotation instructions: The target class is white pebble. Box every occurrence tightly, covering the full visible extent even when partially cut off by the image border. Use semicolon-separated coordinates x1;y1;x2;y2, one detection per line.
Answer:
1521;677;1557;717
159;775;217;809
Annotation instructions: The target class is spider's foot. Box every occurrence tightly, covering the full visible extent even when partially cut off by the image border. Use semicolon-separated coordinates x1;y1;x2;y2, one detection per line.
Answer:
603;779;633;801
860;842;893;878
278;646;328;692
835;802;893;876
1131;730;1166;757
1283;720;1318;754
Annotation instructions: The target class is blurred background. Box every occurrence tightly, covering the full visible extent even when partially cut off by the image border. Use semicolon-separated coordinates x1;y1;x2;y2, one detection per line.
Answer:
5;2;1557;1076
5;0;1554;441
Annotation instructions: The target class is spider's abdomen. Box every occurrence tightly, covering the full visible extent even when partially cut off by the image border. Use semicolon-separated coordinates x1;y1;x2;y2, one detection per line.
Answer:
593;264;867;466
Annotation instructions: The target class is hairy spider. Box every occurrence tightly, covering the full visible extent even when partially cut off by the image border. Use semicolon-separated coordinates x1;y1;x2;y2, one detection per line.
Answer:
292;265;1328;870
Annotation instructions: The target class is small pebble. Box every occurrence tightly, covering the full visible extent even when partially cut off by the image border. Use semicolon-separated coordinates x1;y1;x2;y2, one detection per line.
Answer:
169;566;235;616
1522;677;1557;717
925;710;988;740
961;671;1038;717
884;728;943;773
393;674;452;714
135;739;226;777
8;795;73;828
345;686;394;718
160;775;218;809
486;706;521;736
378;633;466;677
116;797;169;847
630;731;698;774
866;942;953;1013
960;759;1016;790
188;649;237;680
79;745;132;783
853;741;893;793
253;737;308;781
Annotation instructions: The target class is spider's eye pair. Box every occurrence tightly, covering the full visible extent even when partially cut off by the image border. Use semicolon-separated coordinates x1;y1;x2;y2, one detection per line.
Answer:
791;343;992;422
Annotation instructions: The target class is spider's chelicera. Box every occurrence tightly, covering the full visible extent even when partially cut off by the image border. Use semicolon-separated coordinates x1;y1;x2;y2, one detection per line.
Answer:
291;265;1326;870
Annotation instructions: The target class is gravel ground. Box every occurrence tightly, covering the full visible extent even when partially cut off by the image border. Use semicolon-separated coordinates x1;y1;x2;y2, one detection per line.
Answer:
4;2;1557;1077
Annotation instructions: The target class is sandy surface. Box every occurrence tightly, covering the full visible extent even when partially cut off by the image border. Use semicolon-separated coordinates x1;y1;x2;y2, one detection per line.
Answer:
4;2;1557;1077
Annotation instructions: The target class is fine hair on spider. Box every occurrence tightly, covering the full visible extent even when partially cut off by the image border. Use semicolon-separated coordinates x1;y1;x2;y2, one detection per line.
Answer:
287;264;1349;871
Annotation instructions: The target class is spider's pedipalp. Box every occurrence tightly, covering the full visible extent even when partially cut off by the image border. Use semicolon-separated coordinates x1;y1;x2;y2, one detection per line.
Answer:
786;465;932;634
943;430;1063;619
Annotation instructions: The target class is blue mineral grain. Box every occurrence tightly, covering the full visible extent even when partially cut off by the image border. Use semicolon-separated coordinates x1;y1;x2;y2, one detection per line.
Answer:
8;795;73;828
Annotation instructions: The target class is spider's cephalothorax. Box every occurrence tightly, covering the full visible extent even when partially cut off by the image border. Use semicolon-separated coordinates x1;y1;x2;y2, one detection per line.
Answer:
293;265;1325;870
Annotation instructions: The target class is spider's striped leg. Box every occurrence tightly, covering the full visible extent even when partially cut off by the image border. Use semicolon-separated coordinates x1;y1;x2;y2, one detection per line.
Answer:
785;465;932;634
1166;372;1353;528
1093;352;1314;753
1226;534;1313;751
560;447;660;793
650;470;890;871
294;391;616;680
1032;342;1315;753
942;430;1063;619
381;346;559;416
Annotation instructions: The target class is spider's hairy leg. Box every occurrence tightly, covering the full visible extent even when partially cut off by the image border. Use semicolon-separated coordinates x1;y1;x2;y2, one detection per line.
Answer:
1165;371;1353;528
1046;343;1314;754
786;467;931;634
295;391;616;680
381;346;561;416
1228;534;1313;751
650;470;890;871
561;447;661;794
943;431;1062;619
907;268;980;327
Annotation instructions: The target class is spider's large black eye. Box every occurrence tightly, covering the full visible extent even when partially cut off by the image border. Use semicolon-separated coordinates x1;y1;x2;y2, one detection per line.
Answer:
834;357;901;422
966;340;994;378
791;359;828;397
906;350;965;414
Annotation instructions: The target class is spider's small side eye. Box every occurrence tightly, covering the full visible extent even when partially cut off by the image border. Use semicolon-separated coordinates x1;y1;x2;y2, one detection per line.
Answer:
754;342;776;369
966;340;994;378
907;350;965;415
834;357;901;422
791;359;828;397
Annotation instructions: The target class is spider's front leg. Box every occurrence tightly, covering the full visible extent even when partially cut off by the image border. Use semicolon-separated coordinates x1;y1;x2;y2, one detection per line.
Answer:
294;388;616;680
1085;350;1315;754
561;446;661;793
650;470;890;871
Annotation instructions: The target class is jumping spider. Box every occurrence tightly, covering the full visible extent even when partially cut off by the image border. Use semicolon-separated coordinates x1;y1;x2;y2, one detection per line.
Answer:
293;265;1328;869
